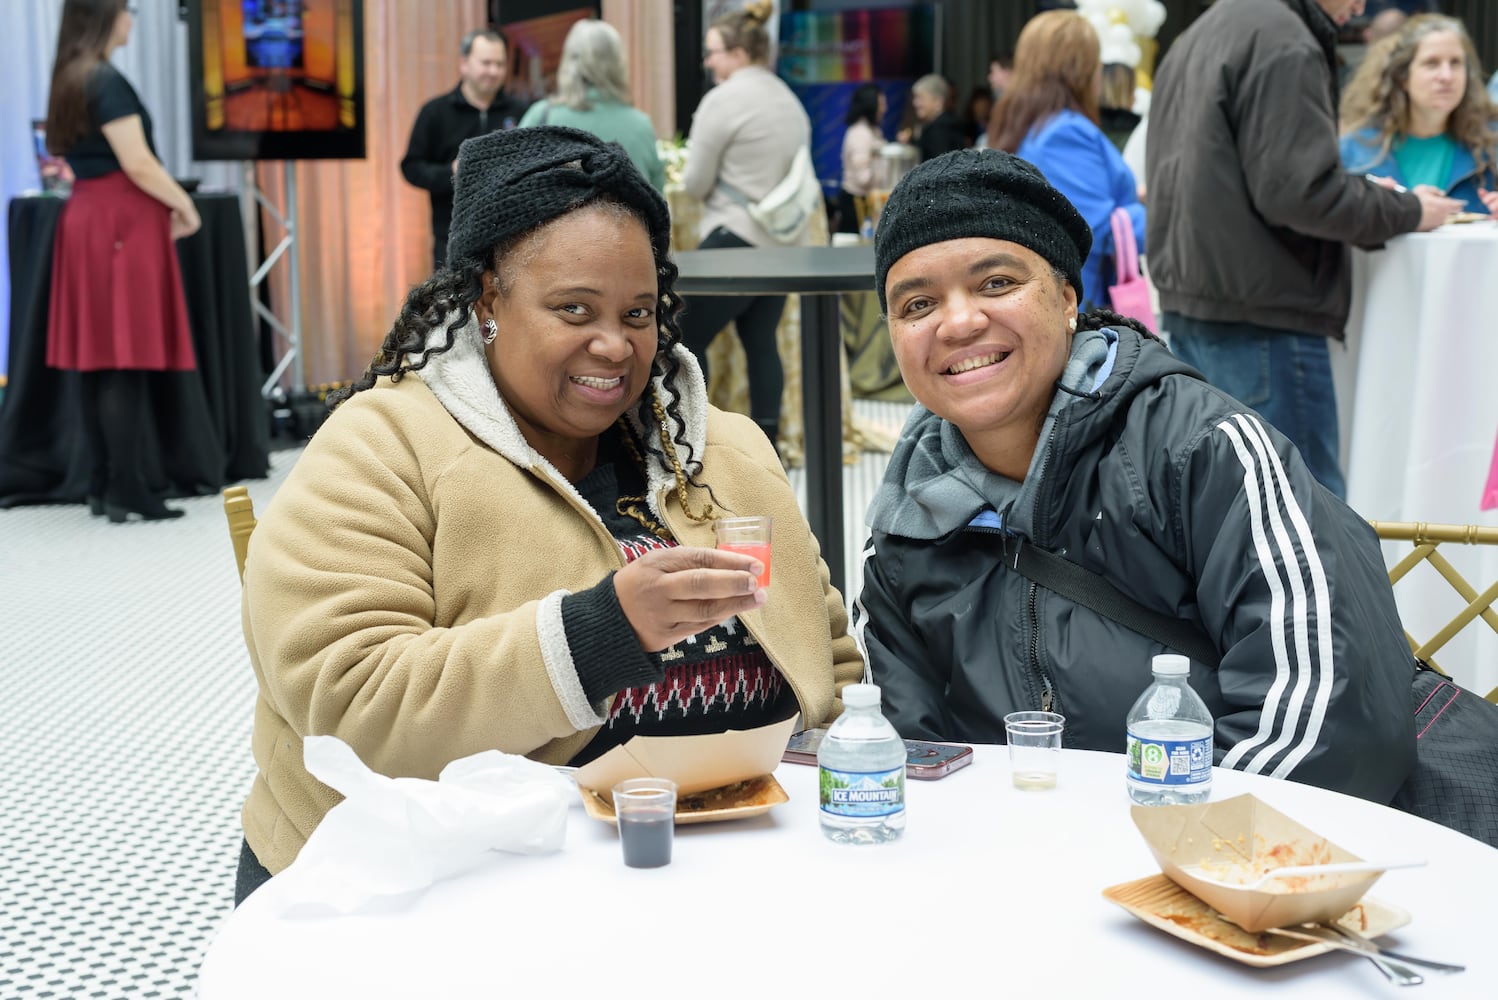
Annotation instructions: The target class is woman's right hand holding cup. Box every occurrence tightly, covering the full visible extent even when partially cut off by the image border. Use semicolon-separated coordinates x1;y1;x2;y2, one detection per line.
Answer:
614;546;766;651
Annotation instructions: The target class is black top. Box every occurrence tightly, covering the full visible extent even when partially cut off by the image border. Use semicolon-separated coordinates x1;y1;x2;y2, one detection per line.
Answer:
66;63;156;179
916;111;970;163
400;84;529;247
1099;107;1142;153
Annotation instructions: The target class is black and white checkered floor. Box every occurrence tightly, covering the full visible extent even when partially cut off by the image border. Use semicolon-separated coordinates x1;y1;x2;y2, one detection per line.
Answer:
0;398;911;998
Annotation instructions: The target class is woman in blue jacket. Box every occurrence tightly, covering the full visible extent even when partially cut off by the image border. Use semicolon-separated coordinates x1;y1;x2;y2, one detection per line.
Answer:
1340;15;1498;217
987;9;1144;312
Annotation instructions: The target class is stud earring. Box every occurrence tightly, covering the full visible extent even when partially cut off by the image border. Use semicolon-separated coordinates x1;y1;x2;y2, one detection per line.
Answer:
481;319;498;345
1067;317;1077;332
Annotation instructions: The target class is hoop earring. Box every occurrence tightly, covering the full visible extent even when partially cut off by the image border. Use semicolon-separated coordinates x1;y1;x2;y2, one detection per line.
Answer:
481;319;498;345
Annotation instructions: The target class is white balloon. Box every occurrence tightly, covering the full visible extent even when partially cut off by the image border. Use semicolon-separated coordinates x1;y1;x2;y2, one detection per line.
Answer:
1087;15;1141;68
1074;0;1168;40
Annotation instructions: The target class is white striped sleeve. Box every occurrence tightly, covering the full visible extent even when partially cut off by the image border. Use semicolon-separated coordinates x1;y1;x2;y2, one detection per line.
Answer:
1215;413;1336;779
850;536;877;685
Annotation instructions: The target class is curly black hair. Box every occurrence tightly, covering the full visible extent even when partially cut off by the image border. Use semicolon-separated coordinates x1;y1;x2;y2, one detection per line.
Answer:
327;194;714;493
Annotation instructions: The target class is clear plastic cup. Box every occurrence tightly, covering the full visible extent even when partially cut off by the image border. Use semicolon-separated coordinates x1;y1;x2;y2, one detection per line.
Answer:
1004;711;1065;790
713;515;772;587
612;777;677;869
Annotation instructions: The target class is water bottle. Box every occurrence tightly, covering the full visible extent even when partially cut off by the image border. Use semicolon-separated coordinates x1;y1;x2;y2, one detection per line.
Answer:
1126;654;1214;806
859;213;875;243
818;683;906;844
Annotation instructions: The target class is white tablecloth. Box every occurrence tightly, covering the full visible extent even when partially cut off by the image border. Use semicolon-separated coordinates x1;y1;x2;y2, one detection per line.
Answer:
1337;221;1498;696
198;749;1496;998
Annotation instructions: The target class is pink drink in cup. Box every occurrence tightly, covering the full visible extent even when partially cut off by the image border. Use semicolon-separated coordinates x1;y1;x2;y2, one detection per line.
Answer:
713;516;772;587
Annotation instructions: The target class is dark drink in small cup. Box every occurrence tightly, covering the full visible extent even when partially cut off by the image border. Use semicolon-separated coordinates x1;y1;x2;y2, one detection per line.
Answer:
613;777;677;868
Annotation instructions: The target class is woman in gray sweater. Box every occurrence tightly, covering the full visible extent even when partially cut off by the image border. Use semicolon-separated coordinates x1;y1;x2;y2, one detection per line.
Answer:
679;0;813;450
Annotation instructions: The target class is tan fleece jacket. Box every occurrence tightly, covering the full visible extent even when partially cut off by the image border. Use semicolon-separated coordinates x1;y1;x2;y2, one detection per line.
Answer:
240;324;861;873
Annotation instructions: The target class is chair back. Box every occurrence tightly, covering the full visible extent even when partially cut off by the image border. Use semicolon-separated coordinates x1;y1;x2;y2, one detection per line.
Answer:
224;485;258;585
1370;520;1498;701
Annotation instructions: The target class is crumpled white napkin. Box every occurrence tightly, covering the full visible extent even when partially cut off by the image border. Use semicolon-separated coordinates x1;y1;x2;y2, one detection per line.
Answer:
266;735;574;916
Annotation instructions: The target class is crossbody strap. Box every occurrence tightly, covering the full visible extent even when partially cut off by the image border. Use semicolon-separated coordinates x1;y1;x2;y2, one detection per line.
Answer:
716;178;753;208
999;533;1221;668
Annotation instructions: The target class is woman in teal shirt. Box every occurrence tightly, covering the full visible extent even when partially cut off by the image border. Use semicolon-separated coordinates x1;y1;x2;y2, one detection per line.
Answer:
518;19;665;192
1340;15;1498;216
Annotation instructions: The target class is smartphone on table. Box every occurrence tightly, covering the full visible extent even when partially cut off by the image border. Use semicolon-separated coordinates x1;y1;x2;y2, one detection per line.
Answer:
782;728;974;779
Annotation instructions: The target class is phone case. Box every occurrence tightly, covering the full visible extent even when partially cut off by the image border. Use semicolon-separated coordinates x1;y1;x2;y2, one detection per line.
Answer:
783;730;973;779
904;740;974;780
781;728;826;765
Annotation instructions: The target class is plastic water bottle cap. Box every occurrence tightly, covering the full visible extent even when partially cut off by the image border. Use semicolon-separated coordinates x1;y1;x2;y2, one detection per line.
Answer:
1152;653;1190;676
842;683;881;708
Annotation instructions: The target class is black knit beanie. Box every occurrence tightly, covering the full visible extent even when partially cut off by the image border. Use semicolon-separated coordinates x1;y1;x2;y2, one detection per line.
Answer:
446;125;671;274
874;148;1092;313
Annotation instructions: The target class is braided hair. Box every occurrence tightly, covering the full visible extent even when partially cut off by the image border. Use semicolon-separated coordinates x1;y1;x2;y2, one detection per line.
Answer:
1076;306;1161;343
325;262;485;407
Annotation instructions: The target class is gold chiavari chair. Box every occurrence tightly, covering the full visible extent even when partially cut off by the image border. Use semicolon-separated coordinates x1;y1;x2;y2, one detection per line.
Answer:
224;485;259;585
1370;520;1498;702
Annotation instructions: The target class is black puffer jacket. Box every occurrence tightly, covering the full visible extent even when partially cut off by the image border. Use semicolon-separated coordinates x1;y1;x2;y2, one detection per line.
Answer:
855;326;1415;804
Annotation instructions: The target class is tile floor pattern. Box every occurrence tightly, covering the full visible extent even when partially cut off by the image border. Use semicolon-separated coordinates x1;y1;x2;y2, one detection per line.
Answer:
1;397;912;998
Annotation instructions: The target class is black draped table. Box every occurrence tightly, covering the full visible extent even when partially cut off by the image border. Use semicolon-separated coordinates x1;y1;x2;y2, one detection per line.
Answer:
674;244;875;599
0;192;268;506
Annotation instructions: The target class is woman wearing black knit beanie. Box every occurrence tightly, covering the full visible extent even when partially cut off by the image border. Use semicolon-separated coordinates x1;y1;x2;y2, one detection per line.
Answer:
230;126;861;904
856;147;1420;811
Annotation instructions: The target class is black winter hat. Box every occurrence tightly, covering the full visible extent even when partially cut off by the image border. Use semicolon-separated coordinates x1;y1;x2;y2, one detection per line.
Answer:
874;148;1092;313
446;125;671;274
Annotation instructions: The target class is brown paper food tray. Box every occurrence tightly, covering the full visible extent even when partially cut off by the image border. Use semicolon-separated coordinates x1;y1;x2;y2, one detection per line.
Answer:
574;714;798;797
580;773;789;826
1103;874;1410;968
1131;794;1388;932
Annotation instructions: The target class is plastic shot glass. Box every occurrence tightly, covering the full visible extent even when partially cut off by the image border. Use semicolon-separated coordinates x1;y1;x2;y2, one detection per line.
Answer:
612;777;677;869
1003;711;1065;790
713;515;772;588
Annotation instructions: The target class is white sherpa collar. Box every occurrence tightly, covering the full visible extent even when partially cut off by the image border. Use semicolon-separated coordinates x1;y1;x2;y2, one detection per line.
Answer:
412;311;710;525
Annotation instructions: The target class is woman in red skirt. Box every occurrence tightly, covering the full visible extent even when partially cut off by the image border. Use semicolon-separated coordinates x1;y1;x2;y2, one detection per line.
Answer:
45;0;201;521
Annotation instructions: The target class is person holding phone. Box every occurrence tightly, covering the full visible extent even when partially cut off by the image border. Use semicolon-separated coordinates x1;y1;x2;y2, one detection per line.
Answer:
44;0;200;522
1339;15;1498;217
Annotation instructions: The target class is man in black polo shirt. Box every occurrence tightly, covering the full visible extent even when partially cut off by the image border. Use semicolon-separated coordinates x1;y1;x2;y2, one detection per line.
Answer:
402;28;530;270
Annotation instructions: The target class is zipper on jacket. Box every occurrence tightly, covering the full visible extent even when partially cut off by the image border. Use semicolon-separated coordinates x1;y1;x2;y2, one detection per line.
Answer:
1027;581;1056;713
971;523;1060;714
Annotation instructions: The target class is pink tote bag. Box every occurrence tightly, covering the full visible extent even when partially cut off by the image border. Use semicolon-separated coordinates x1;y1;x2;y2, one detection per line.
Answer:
1107;207;1155;331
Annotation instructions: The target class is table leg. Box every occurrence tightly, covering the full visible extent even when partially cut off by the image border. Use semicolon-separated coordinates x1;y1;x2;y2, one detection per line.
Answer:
801;293;846;597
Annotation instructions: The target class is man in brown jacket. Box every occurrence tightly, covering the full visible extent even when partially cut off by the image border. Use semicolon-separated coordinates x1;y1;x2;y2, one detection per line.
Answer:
1146;0;1459;498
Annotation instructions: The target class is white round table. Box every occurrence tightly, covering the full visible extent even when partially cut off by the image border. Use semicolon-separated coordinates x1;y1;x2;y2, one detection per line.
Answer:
1337;221;1498;695
197;749;1495;998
